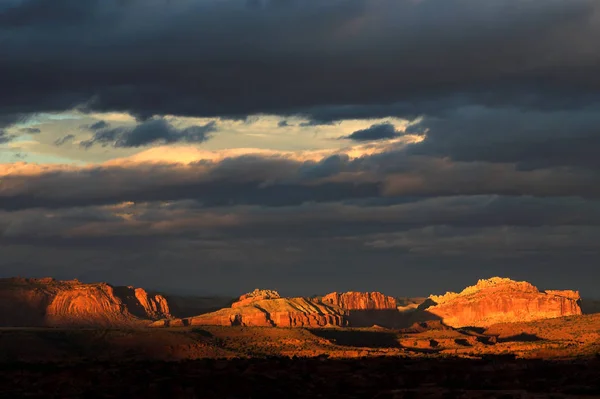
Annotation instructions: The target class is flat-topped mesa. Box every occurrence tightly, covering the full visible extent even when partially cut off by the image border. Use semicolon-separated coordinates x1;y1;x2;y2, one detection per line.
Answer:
0;277;172;327
424;277;582;328
320;292;406;328
153;295;348;328
232;289;281;308
322;292;397;310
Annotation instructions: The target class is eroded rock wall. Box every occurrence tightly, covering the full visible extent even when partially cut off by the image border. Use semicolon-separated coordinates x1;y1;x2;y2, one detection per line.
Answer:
0;278;172;327
154;296;348;328
425;277;582;327
322;292;397;310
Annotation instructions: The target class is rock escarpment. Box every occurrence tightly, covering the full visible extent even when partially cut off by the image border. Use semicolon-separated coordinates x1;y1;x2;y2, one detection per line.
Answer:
322;292;397;310
152;289;347;328
321;291;402;328
0;278;172;327
424;277;582;327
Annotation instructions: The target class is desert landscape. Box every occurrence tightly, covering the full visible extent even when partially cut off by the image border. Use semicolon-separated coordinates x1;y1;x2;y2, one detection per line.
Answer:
4;0;600;397
1;276;599;398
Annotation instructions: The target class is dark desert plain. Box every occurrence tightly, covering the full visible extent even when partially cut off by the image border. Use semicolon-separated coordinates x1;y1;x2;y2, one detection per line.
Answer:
3;0;600;398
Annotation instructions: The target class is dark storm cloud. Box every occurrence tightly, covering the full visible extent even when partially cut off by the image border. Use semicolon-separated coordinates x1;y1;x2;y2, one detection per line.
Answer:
54;134;75;146
3;0;600;295
1;0;599;121
406;105;600;169
2;149;600;211
343;122;403;141
0;114;24;129
4;195;600;245
80;118;217;148
2;195;600;296
0;114;25;143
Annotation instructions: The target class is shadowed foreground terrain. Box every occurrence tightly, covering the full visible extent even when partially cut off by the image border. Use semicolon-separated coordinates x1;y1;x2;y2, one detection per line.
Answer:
2;314;600;397
3;313;600;362
3;356;600;398
1;277;598;397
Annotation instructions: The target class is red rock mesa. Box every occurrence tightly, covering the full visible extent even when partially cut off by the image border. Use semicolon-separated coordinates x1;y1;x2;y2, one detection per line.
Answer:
0;277;171;327
424;277;582;327
153;289;347;327
322;291;397;310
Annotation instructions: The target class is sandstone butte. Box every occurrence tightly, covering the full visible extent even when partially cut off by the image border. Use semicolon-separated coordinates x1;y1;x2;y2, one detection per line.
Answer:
0;277;171;327
319;291;406;327
321;291;397;310
152;289;348;328
424;277;582;328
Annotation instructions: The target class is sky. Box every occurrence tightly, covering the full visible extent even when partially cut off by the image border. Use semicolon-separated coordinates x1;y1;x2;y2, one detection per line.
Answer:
1;0;600;298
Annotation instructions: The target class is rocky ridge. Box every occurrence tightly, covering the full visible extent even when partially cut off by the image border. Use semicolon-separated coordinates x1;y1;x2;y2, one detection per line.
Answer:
0;277;171;327
321;291;404;328
0;276;584;329
152;289;347;327
322;291;397;310
153;278;583;329
425;277;582;327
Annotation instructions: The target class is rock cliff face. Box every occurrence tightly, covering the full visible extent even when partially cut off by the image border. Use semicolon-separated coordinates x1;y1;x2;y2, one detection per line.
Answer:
0;278;172;327
152;291;347;328
322;292;397;310
320;291;400;327
424;277;582;327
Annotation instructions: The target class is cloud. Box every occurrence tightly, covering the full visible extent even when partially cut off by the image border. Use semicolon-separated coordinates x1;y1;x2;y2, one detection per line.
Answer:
0;114;24;129
80;118;218;148
2;0;600;295
4;196;600;243
0;130;15;143
1;0;599;122
343;122;403;141
1;145;599;212
81;120;109;131
0;113;25;143
2;194;600;296
19;127;40;134
299;120;337;127
406;105;600;169
54;134;75;146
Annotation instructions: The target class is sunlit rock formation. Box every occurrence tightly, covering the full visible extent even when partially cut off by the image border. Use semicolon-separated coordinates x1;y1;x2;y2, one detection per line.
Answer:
152;290;347;328
424;277;582;327
321;291;403;327
0;277;172;327
322;291;397;310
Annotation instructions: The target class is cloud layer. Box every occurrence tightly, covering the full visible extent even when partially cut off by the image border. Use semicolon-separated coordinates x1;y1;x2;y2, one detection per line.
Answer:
79;118;217;148
1;0;600;121
343;122;404;141
1;0;599;295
